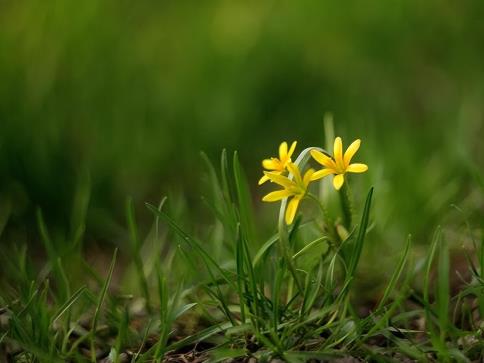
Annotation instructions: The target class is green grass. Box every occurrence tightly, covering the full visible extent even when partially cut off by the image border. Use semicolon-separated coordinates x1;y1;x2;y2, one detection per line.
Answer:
1;140;483;362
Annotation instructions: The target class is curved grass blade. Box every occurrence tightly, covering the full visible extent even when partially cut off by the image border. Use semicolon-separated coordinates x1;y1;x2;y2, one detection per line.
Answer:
146;202;236;290
90;248;118;362
375;234;412;311
126;197;151;312
233;151;256;248
346;187;373;282
50;285;86;326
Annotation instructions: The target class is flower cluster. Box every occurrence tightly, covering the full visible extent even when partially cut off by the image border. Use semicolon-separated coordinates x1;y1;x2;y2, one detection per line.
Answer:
260;137;368;224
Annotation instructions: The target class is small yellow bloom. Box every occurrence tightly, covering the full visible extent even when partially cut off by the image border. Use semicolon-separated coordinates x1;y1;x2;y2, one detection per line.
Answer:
258;141;297;185
262;163;314;225
310;137;368;190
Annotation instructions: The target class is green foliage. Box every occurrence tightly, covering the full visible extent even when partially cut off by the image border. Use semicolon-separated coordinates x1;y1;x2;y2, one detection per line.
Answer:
1;148;482;361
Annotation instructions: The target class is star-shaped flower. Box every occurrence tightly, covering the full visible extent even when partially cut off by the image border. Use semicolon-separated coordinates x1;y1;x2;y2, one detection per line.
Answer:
310;137;368;190
262;162;314;224
258;141;297;185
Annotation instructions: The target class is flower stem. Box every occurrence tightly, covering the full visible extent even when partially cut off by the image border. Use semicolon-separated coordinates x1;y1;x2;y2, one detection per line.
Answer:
307;193;338;245
339;182;353;229
276;147;327;297
277;214;303;295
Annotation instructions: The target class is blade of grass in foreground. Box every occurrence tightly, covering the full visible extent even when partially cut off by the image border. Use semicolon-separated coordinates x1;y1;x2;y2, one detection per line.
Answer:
166;322;233;353
90;248;118;363
145;203;236;290
424;227;441;306
37;209;71;299
375;235;412;311
148;203;237;326
126;197;151;312
131;318;153;362
0;331;6;345
112;307;129;363
362;251;415;343
480;234;484;320
423;226;451;361
436;231;450;357
235;225;247;324
200;151;237;238
342;187;373;295
233;151;256;249
154;265;170;359
348;187;373;275
50;285;86;326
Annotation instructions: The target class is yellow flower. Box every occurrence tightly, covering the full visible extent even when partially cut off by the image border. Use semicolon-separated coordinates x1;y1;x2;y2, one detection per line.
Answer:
262;162;314;225
258;141;297;185
310;137;368;190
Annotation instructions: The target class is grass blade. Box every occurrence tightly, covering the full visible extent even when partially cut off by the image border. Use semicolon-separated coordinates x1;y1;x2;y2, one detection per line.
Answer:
50;285;86;326
146;202;236;290
233;151;256;249
375;234;411;311
347;187;374;280
437;232;450;345
126;197;151;311
90;248;118;362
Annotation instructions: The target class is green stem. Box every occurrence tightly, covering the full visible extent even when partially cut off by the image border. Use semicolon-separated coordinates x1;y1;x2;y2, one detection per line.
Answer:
339;182;353;230
276;147;327;297
307;193;338;246
277;215;303;296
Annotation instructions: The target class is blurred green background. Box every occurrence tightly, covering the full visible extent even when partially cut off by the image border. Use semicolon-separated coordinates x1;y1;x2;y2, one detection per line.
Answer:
0;0;483;249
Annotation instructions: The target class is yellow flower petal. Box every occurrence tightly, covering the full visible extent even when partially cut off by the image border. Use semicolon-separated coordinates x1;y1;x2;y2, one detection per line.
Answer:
310;149;335;169
287;162;303;186
262;158;280;170
334;137;344;170
264;172;294;189
279;141;288;160
258;174;270;185
346;163;368;173
333;174;345;190
310;168;335;181
262;189;292;202
343;139;361;167
303;168;315;187
287;141;297;158
285;197;301;225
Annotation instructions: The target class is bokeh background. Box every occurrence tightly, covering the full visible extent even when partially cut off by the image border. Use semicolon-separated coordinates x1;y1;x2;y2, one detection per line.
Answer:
0;0;483;257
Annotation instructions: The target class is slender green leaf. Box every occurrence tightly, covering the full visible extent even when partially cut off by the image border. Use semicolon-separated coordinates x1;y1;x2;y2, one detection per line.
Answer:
91;248;118;362
51;285;86;326
376;235;411;311
126;197;151;311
